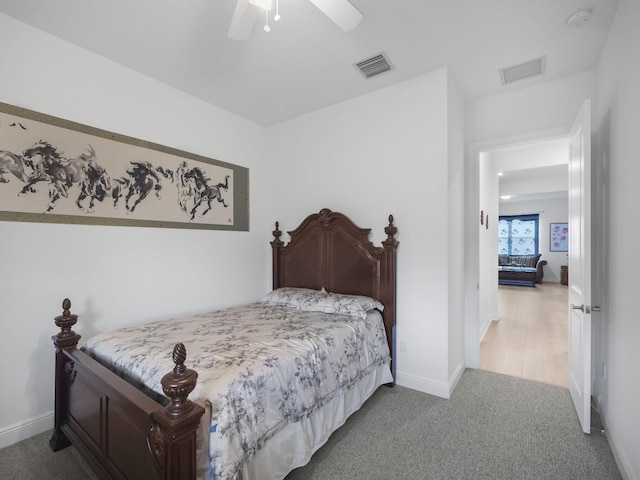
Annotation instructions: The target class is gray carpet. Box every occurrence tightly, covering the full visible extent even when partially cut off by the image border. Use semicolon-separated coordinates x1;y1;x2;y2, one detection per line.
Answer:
0;431;98;480
0;369;621;480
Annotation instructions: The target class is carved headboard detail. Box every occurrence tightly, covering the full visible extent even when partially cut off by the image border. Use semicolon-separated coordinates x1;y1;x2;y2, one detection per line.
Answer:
271;208;398;371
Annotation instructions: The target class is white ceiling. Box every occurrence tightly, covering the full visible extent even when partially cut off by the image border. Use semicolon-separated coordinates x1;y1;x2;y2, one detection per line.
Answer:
495;140;570;206
0;0;619;126
499;164;569;204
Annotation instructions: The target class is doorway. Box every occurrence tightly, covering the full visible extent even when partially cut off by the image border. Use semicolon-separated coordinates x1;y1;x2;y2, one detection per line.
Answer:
477;138;571;387
466;101;594;434
466;134;571;366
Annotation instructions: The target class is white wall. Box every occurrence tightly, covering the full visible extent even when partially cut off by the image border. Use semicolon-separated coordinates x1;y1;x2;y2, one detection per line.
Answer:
478;152;499;335
593;0;640;478
266;68;463;398
0;14;271;448
466;70;598;145
447;74;466;385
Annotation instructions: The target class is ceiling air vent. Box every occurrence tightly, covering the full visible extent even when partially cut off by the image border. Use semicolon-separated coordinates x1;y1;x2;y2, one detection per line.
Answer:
500;56;546;85
355;53;392;79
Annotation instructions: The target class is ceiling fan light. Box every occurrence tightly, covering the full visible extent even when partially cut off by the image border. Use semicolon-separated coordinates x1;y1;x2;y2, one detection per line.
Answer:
264;5;270;32
231;0;359;40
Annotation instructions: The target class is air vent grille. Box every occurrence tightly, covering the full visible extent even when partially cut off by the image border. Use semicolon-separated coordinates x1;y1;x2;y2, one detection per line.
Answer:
355;53;392;79
500;56;546;85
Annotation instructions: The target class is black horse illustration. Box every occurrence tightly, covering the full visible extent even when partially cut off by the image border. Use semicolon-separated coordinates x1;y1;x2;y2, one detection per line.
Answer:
20;140;97;213
0;150;33;183
176;161;230;220
109;176;131;210
74;157;133;213
77;172;132;212
123;161;173;213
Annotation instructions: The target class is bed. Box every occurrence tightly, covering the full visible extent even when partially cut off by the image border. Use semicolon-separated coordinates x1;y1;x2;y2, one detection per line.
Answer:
49;208;398;480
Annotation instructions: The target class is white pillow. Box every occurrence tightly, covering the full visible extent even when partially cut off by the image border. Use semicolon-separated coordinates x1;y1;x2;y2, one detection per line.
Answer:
261;288;383;319
261;287;326;308
299;292;384;319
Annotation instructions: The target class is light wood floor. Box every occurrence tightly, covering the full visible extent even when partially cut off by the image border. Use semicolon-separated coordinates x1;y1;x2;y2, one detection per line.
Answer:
480;283;568;387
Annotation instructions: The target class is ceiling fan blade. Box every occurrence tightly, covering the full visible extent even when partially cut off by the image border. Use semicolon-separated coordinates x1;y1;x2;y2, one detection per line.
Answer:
309;0;363;32
228;0;260;40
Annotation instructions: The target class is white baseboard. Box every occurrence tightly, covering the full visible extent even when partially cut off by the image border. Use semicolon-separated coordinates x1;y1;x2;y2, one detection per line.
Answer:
396;371;449;398
0;411;54;449
595;399;637;480
447;360;466;396
480;313;499;342
396;365;466;400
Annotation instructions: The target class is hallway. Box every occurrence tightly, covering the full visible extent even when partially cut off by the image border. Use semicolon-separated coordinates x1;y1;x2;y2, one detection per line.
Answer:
480;283;568;387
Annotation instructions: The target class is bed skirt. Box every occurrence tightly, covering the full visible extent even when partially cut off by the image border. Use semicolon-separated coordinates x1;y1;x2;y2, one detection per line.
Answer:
223;364;392;480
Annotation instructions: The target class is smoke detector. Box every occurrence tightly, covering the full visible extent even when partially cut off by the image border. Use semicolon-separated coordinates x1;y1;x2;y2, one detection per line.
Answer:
566;9;592;28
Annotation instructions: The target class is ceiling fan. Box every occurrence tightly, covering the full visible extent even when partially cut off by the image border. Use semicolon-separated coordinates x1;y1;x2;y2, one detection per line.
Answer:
228;0;363;40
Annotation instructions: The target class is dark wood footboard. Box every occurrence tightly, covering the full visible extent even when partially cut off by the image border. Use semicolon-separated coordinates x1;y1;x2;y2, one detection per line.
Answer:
50;299;205;480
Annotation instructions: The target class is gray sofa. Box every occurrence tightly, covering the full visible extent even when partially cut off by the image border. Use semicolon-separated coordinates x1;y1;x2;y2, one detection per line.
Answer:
498;254;547;287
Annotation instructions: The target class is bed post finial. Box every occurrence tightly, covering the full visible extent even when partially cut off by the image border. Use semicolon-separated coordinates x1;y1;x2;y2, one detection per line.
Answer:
52;298;81;349
150;343;205;477
172;342;187;375
161;343;198;417
383;215;398;246
271;221;284;290
381;215;398;381
50;298;82;453
272;221;282;244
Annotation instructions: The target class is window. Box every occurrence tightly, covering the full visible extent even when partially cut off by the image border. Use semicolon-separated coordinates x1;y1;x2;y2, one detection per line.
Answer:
498;214;539;255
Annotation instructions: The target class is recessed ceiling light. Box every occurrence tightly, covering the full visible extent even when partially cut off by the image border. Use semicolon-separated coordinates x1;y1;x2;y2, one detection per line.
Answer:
500;195;512;200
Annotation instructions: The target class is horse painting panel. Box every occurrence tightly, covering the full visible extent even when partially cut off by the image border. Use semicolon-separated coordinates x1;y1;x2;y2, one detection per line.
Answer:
20;140;98;213
176;161;229;220
0;150;32;184
1;102;246;230
123;161;174;214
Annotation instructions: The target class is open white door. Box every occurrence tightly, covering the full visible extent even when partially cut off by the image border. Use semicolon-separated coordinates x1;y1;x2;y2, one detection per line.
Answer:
568;99;593;434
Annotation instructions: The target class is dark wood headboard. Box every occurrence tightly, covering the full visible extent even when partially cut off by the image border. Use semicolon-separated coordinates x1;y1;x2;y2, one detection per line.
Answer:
271;208;398;374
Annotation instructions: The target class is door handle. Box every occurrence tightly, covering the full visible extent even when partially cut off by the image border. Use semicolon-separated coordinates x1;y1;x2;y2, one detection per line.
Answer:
571;304;601;313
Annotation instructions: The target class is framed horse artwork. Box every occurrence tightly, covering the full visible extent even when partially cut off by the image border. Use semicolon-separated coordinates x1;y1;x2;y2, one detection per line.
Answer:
0;102;249;231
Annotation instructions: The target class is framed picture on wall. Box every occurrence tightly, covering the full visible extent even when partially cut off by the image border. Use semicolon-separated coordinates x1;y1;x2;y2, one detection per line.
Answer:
550;222;569;252
0;101;249;231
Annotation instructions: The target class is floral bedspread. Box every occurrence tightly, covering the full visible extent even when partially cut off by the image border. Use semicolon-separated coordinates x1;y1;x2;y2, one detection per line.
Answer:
82;302;391;480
